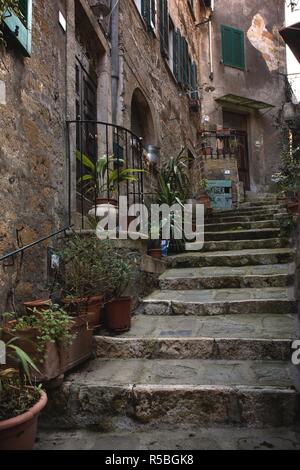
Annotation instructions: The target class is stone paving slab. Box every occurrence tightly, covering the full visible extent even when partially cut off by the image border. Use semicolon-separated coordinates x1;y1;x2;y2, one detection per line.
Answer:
139;287;295;316
203;239;287;253
159;264;294;289
108;313;296;339
207;213;288;224
167;248;294;268
64;358;293;388
205;220;279;233
210;206;286;217
35;427;300;450
205;228;280;241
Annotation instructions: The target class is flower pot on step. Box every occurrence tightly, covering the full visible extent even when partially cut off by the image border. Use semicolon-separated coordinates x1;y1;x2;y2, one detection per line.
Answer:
149;248;162;259
105;297;132;333
2;317;93;383
63;296;103;329
88;198;119;221
23;299;52;313
0;390;47;451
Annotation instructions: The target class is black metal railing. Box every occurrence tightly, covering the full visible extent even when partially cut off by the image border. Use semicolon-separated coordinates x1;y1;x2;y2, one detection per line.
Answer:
0;226;73;264
199;129;246;160
66;120;146;229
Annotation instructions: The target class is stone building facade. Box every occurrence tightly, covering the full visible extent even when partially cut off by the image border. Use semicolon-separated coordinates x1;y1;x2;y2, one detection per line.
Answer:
197;0;287;196
0;0;289;311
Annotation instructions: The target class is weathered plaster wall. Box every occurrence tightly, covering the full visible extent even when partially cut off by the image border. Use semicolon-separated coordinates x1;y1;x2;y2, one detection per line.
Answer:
118;0;201;167
199;0;286;192
0;0;111;312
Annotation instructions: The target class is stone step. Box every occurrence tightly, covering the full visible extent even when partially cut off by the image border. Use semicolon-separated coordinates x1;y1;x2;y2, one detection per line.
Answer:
42;359;299;429
205;220;279;233
206;213;288;224
205;228;280;241
35;427;300;450
204;238;287;252
95;314;295;361
209;207;286;218
167;248;294;268
159;264;294;289
138;287;295;317
239;201;284;208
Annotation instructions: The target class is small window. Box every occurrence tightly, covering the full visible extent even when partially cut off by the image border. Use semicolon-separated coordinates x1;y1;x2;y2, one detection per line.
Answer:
221;25;245;70
4;0;32;56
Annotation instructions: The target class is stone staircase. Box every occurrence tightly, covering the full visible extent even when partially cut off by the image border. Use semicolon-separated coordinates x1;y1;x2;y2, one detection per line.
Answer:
38;196;300;450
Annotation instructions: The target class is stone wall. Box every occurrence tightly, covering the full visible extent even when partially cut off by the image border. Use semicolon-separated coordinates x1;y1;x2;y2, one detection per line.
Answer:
0;0;111;312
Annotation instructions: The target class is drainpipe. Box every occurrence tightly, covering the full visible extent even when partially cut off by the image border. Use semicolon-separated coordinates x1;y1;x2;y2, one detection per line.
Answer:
208;15;214;81
111;0;120;125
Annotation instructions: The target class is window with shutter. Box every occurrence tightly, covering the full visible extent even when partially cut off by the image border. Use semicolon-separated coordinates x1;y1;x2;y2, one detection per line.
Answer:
4;0;32;56
190;62;198;99
135;0;156;30
221;24;245;70
159;0;169;57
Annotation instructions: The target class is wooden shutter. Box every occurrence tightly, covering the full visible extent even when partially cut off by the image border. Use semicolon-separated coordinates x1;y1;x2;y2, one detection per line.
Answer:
173;29;180;81
4;0;32;56
159;0;169;57
221;25;245;69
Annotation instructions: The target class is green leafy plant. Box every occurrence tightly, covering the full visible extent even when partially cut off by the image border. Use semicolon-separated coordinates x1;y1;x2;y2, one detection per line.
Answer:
272;146;300;193
7;305;75;358
0;334;41;420
96;240;134;301
160;147;190;201
57;233;110;301
76;151;144;199
0;0;23;44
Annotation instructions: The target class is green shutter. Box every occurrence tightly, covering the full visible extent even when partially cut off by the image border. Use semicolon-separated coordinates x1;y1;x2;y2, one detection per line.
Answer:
174;29;183;83
190;62;198;99
159;0;169;57
19;0;28;25
181;37;189;87
142;0;151;29
221;24;245;70
4;0;32;56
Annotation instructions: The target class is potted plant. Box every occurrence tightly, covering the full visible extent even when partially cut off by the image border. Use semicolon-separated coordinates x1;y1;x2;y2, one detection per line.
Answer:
97;240;135;333
2;304;93;383
272;146;300;215
76;151;144;221
0;335;47;450
57;234;107;328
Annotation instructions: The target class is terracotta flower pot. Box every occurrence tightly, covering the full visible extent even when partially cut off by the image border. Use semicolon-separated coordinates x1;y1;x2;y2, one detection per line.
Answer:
0;391;47;450
149;248;162;259
63;296;103;329
105;297;132;333
3;317;93;383
23;299;52;313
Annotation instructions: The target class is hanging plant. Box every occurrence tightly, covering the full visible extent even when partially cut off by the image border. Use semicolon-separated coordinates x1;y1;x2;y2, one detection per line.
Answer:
0;0;22;45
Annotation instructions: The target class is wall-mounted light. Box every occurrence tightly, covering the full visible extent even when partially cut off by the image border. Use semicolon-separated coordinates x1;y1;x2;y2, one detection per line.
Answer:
145;145;160;166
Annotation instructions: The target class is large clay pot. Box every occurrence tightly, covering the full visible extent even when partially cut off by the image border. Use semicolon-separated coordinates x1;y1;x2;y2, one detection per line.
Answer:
64;296;103;329
0;391;47;450
105;297;132;333
88;198;119;222
149;248;162;260
3;317;93;383
23;299;52;313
